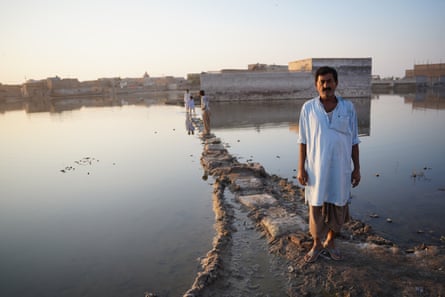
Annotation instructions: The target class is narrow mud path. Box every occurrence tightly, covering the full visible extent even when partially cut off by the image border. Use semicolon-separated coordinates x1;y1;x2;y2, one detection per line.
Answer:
196;188;288;297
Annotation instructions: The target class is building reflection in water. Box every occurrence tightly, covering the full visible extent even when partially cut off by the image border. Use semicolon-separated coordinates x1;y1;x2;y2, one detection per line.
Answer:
1;90;444;134
0;93;175;114
210;98;371;137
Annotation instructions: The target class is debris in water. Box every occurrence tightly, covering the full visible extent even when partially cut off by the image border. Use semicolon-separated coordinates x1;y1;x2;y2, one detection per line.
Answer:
60;157;100;174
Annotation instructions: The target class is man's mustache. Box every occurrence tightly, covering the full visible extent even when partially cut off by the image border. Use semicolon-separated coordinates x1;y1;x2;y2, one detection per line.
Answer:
322;87;332;92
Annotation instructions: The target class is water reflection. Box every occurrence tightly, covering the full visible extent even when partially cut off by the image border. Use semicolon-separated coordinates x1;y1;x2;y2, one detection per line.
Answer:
0;92;178;114
185;113;195;135
403;89;445;110
210;98;371;136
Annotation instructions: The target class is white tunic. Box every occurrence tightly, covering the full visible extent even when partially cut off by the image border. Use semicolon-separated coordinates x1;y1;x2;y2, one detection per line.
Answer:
184;92;191;108
297;96;360;206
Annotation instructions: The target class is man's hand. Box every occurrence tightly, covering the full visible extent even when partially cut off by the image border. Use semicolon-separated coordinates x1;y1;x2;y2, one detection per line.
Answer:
351;169;361;187
297;169;308;186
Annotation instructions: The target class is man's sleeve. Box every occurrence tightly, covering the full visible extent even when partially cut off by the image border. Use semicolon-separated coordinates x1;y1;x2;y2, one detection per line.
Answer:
350;104;361;145
297;105;307;144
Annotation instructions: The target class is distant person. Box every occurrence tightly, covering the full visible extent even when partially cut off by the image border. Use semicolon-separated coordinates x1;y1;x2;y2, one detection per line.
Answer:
188;95;196;114
200;90;211;135
297;66;361;263
184;89;191;111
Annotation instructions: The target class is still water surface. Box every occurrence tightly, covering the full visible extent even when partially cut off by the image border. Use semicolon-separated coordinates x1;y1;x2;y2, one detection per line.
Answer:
0;105;214;297
1;93;444;296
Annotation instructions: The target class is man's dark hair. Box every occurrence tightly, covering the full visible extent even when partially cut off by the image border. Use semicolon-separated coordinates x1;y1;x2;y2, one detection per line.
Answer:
315;66;338;83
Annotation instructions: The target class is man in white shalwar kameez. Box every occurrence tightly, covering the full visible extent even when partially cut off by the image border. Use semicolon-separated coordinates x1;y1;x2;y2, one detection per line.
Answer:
297;66;361;263
184;89;191;112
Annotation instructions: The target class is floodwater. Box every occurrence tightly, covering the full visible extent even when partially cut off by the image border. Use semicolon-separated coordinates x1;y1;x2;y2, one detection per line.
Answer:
213;92;445;247
1;92;444;296
0;103;214;297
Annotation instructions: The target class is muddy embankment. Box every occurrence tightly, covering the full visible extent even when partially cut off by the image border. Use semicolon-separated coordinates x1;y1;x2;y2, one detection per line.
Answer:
149;116;445;297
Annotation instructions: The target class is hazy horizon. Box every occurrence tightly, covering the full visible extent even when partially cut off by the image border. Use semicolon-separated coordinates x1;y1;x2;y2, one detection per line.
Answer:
1;0;444;84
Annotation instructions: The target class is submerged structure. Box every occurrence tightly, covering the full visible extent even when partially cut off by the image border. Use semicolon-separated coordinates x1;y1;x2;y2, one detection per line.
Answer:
200;58;372;101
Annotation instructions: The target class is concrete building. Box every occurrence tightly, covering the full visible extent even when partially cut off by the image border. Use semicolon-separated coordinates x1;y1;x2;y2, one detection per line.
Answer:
21;80;48;97
46;77;79;90
0;84;22;101
200;58;372;101
405;63;445;87
48;77;106;97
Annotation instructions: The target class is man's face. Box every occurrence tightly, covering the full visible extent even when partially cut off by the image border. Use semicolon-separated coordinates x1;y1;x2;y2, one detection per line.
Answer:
316;73;337;99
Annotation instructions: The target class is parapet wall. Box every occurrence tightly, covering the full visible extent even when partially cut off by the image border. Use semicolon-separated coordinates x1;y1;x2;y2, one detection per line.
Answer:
312;57;372;70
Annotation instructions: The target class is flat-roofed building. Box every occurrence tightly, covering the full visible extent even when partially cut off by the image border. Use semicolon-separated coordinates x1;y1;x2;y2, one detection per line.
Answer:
405;63;445;86
201;58;372;101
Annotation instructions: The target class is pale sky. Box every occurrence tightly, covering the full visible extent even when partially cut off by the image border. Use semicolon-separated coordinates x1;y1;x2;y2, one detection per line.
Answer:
1;0;444;84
